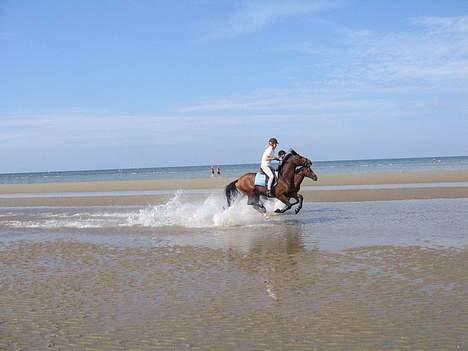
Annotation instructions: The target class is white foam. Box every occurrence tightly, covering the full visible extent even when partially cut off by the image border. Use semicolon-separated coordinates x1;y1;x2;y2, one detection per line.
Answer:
126;190;280;228
5;219;103;229
1;191;285;230
3;211;134;229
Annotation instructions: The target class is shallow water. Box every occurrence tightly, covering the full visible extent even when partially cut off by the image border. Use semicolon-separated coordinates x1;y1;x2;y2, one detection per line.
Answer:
1;194;468;251
1;196;467;350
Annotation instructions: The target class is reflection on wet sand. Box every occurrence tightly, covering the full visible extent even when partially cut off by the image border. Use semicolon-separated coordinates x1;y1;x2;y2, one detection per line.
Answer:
222;223;313;304
1;236;467;350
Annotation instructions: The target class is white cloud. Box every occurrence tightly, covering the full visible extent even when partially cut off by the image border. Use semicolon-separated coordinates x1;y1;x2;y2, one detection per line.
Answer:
273;15;468;82
340;16;468;81
0;113;234;171
180;88;393;115
181;12;468;150
188;14;468;118
0;114;204;148
411;15;468;34
206;0;338;39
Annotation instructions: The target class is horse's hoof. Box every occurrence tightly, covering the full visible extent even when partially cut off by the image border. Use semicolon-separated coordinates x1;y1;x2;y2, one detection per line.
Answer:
295;209;300;215
274;209;282;213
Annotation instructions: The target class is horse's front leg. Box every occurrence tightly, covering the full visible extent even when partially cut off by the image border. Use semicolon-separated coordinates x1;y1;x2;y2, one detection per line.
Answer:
294;194;304;214
274;195;293;213
289;194;300;207
282;195;300;214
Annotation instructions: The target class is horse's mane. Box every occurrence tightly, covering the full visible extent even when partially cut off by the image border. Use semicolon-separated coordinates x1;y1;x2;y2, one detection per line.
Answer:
279;149;298;177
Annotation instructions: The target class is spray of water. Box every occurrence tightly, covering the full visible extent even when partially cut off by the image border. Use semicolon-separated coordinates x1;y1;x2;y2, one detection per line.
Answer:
1;191;283;230
127;190;280;228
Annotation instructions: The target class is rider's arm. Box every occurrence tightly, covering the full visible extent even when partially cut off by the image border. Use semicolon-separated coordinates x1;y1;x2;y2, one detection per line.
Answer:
261;146;275;163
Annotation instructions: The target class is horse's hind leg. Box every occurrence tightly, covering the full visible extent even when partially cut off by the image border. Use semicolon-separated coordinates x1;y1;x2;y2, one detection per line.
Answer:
248;193;266;213
253;203;266;213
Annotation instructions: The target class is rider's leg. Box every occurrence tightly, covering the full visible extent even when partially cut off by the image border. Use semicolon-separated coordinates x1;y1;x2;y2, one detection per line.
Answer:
261;166;274;192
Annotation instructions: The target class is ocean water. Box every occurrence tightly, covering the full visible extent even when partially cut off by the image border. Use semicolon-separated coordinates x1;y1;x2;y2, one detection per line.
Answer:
1;155;467;184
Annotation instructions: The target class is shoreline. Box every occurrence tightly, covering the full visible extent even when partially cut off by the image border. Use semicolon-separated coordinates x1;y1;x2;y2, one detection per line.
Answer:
1;169;468;206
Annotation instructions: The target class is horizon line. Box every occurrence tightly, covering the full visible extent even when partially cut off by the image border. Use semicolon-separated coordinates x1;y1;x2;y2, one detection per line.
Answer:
1;154;467;177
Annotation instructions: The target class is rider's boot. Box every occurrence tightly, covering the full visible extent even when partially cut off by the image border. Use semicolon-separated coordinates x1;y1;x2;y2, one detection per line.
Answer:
266;190;273;197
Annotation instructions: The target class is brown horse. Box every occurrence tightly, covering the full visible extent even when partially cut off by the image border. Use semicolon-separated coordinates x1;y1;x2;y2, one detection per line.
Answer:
284;165;318;214
225;150;311;213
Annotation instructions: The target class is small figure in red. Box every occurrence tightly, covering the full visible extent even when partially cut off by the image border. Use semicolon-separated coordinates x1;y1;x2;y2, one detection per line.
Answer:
210;166;215;177
217;166;221;176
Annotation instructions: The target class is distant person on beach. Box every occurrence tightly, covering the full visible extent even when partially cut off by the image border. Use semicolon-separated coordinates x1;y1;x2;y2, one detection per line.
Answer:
261;137;279;197
210;166;215;177
217;167;221;176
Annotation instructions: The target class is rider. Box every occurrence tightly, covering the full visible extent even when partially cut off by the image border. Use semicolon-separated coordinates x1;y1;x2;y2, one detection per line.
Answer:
261;137;278;197
276;150;287;173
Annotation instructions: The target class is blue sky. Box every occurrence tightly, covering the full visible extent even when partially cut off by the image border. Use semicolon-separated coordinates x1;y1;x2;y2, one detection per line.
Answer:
1;0;468;172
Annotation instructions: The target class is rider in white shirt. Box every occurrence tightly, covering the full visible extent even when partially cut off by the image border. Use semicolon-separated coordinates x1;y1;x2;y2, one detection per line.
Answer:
261;137;279;197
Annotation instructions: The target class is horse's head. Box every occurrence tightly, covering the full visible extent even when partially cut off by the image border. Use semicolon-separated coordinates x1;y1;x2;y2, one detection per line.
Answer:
304;166;318;181
285;149;310;167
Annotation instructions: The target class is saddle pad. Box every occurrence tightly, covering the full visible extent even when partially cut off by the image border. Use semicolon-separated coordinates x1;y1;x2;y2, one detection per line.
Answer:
254;173;267;186
255;171;279;186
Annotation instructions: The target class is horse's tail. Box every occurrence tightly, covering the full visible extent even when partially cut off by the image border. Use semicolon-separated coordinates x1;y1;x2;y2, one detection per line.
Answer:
225;179;239;207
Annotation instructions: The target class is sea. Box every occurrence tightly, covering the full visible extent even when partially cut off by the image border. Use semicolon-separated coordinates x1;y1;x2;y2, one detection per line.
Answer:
1;155;468;184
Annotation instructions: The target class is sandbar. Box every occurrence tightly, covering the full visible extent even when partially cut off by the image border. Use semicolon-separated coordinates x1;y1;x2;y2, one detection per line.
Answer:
1;170;468;206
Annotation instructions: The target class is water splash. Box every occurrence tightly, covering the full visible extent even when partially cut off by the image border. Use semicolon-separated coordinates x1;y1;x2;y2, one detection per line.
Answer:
126;190;279;228
1;191;283;230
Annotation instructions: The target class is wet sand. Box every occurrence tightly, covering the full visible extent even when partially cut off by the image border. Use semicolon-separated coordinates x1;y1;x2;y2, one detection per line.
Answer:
1;241;467;350
1;198;468;350
1;170;468;206
2;169;468;193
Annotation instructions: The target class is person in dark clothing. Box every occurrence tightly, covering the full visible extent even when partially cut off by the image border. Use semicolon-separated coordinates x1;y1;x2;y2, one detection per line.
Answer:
276;150;287;173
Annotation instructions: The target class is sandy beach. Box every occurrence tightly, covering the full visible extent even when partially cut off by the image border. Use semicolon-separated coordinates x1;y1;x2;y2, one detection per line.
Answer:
1;240;467;350
2;170;468;350
1;169;468;206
